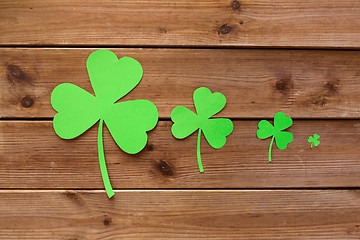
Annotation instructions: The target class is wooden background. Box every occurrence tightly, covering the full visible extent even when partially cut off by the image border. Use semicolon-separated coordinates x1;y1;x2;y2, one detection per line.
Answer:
1;0;360;239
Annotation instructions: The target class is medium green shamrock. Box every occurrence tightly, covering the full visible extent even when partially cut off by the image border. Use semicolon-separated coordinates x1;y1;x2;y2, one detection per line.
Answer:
308;134;320;148
171;87;233;172
256;112;293;162
51;49;158;198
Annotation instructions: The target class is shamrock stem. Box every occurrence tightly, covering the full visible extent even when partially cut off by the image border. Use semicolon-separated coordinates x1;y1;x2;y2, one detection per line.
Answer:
197;129;204;173
98;119;115;198
268;136;275;163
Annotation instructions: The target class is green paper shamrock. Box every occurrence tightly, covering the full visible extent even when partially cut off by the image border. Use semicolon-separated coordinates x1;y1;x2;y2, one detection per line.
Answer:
171;87;233;172
51;49;158;198
256;112;293;162
308;134;320;148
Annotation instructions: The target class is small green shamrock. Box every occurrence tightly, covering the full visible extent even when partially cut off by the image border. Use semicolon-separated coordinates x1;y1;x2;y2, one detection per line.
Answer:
51;49;158;198
256;112;293;162
308;134;320;148
171;87;233;172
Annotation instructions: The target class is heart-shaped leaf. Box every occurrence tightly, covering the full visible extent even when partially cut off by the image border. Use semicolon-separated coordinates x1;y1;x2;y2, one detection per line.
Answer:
103;100;158;154
51;83;101;139
171;106;200;139
193;87;226;119
256;120;275;139
274;112;293;131
87;49;143;103
274;131;293;150
202;118;233;149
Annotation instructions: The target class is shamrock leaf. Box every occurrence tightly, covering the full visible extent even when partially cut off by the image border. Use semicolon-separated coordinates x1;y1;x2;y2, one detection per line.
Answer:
308;134;320;148
256;112;293;162
51;49;159;198
171;87;233;172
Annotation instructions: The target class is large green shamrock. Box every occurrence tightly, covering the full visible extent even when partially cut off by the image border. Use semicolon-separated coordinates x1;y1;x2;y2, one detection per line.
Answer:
308;134;320;148
257;112;293;162
51;49;158;198
171;87;233;172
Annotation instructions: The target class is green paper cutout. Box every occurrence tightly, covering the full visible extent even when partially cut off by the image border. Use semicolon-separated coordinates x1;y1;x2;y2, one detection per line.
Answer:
98;119;114;198
256;112;293;162
308;134;320;148
171;87;233;172
51;49;159;198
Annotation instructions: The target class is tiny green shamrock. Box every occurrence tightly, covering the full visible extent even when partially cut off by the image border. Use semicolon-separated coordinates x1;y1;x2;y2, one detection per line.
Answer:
256;112;293;162
308;134;320;148
51;49;158;198
171;87;233;172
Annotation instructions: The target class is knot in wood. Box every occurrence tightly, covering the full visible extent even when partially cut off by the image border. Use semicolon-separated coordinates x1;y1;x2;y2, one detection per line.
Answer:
219;25;232;35
21;97;34;108
231;0;241;10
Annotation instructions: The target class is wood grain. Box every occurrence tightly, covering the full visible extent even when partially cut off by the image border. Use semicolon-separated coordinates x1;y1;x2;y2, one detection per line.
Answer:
1;120;359;189
1;0;359;238
1;48;360;118
1;0;360;48
0;190;359;239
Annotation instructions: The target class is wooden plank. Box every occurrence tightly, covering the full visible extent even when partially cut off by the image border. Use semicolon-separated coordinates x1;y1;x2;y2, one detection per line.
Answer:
0;190;359;239
1;120;359;189
1;48;359;118
1;0;360;48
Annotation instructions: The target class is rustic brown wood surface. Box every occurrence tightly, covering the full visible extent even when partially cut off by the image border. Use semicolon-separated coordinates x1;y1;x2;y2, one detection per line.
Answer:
1;0;360;238
0;190;359;239
1;0;360;48
1;48;360;119
1;120;359;189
